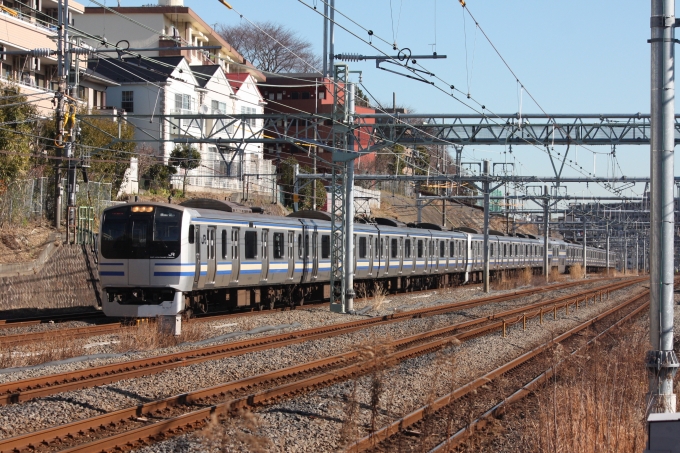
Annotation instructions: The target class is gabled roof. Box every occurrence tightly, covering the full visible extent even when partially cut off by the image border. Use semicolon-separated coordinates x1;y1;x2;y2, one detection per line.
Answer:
225;73;250;93
88;56;186;84
190;65;221;88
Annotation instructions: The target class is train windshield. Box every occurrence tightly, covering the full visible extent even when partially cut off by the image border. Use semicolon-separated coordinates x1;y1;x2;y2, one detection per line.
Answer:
100;206;182;259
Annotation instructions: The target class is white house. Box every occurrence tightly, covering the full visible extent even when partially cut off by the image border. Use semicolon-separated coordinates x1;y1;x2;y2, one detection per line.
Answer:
91;56;273;194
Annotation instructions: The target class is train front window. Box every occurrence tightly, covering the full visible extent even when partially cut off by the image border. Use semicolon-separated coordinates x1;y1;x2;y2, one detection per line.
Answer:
100;206;182;259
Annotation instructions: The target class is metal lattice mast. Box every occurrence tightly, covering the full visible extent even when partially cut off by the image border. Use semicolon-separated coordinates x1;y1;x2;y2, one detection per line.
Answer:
330;64;349;313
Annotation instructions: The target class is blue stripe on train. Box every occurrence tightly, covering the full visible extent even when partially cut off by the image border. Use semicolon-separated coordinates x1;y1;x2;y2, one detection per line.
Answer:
154;272;194;277
100;271;125;276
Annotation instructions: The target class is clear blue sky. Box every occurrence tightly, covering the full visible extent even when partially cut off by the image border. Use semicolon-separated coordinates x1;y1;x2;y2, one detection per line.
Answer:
99;1;671;201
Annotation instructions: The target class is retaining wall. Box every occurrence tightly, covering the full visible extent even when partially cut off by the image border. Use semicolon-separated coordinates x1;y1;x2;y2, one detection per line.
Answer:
0;238;101;311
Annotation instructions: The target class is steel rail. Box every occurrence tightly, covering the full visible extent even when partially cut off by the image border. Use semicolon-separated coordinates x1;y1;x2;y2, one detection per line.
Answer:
428;295;652;452
346;290;651;452
0;312;106;330
0;278;636;406
0;279;644;453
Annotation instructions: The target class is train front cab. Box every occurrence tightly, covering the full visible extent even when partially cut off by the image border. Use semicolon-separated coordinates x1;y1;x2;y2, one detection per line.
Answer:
99;203;187;318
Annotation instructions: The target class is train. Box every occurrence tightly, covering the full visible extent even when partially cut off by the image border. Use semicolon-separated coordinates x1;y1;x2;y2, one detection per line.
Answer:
98;199;616;319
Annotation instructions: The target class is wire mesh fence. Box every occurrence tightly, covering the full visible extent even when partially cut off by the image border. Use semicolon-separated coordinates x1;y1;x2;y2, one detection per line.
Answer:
0;178;114;228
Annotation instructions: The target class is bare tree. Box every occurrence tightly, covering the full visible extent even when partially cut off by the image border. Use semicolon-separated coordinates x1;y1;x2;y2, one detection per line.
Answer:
217;21;321;73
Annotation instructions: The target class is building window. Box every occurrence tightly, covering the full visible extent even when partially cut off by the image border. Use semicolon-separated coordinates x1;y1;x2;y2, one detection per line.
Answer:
301;92;310;99
175;93;193;111
318;91;325;100
121;91;133;112
291;92;299;99
211;100;227;113
276;92;282;100
268;93;274;100
241;106;256;127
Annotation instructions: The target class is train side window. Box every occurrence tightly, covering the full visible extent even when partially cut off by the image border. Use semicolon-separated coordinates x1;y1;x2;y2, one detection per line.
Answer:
359;237;367;258
273;232;284;259
244;231;257;259
405;239;411;258
391;238;398;258
298;234;303;259
380;238;384;258
417;240;423;258
449;241;455;258
321;235;330;259
305;234;310;258
222;229;227;259
188;225;195;244
439;240;445;258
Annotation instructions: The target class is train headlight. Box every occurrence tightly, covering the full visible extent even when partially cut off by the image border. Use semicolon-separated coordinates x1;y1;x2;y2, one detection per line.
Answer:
131;206;154;213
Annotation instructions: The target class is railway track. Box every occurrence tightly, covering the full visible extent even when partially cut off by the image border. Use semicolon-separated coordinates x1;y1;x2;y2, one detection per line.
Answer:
0;278;613;350
0;278;647;452
0;277;637;406
347;289;653;452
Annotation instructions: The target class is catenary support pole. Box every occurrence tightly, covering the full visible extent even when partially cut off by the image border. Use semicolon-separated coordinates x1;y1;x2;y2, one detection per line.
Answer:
582;216;587;277
543;185;549;280
648;0;678;414
606;222;610;276
482;160;491;293
329;0;335;71
322;0;328;76
624;235;628;275
636;234;640;275
344;82;356;313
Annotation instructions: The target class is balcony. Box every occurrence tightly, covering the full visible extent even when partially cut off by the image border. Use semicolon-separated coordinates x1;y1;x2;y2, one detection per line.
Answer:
0;5;59;34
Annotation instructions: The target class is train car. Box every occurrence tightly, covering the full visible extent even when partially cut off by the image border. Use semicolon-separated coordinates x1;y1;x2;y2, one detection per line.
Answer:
98;200;616;319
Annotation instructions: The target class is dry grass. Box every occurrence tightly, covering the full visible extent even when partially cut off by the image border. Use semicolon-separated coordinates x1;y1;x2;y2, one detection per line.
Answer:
0;335;86;369
199;407;272;452
520;267;533;286
569;263;585;280
114;319;207;353
371;284;388;312
522;325;649;452
549;266;561;282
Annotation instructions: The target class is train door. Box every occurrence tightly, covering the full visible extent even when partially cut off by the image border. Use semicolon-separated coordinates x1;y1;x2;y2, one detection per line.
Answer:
312;229;319;279
206;226;217;286
301;227;311;283
260;229;269;282
230;228;240;284
399;237;404;273
193;225;201;287
287;231;295;280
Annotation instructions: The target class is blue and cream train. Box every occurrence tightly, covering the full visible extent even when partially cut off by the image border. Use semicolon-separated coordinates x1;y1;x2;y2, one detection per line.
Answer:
98;200;616;318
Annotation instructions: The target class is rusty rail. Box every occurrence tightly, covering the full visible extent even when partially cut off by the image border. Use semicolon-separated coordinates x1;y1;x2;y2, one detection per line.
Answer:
345;290;650;452
0;279;645;453
0;278;639;406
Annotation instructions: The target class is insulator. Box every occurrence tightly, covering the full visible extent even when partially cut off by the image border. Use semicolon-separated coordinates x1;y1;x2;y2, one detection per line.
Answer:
335;53;363;62
29;48;53;57
71;48;93;56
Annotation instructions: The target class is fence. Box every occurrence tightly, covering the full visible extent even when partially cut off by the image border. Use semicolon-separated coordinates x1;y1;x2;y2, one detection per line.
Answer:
0;177;50;227
0;178;113;230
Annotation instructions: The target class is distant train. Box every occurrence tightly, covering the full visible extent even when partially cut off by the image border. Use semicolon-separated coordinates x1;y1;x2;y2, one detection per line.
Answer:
98;200;615;318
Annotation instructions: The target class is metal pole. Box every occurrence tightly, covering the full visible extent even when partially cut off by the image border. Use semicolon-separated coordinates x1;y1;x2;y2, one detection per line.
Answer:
293;163;299;212
582;216;587;277
322;0;328;76
416;192;422;223
329;0;335;72
543;185;549;279
624;235;628;276
648;0;678;414
483;160;490;293
606;222;610;276
636;234;640;275
344;82;355;313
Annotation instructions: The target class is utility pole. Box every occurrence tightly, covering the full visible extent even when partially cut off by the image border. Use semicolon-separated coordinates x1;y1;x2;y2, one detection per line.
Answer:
53;0;67;229
636;234;640;275
648;0;678;414
482;160;490;293
344;82;356;313
606;221;610;276
543;185;549;280
582;216;587;277
624;234;628;276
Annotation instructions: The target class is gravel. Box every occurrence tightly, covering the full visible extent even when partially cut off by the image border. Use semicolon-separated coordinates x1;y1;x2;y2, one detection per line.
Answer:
130;283;647;453
0;277;637;445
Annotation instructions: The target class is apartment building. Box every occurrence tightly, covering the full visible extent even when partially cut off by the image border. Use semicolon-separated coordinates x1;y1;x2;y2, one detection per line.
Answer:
0;0;117;113
76;0;264;83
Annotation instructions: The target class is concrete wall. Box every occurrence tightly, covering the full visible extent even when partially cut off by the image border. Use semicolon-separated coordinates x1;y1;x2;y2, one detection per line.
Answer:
0;241;101;311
